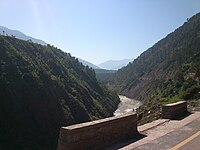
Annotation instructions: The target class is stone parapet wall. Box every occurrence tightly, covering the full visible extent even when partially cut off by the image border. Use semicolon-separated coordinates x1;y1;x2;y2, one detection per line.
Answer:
162;101;187;119
57;113;138;150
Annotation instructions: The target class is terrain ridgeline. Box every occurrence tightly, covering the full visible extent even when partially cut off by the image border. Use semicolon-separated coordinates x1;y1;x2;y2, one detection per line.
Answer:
0;35;119;149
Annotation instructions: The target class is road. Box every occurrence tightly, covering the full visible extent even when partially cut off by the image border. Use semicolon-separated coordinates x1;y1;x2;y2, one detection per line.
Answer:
107;111;200;150
114;95;142;116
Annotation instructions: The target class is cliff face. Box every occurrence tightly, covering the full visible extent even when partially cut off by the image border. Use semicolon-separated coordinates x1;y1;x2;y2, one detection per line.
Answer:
108;12;200;101
0;36;119;149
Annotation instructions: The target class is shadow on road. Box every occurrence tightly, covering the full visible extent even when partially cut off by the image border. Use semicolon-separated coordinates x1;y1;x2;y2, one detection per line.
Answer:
105;133;147;150
171;111;193;120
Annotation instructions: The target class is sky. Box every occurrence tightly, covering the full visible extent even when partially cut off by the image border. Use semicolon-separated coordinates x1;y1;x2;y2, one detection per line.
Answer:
0;0;200;65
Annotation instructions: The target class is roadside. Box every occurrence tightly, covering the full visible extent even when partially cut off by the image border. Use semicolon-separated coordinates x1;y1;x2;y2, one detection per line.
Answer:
107;111;200;150
135;111;200;150
189;99;200;111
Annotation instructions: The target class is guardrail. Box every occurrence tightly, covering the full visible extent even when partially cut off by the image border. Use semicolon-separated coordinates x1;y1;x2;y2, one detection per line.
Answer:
57;101;189;150
57;113;138;150
162;101;187;119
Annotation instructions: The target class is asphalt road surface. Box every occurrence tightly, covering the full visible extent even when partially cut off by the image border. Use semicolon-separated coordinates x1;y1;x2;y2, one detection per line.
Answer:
107;111;200;150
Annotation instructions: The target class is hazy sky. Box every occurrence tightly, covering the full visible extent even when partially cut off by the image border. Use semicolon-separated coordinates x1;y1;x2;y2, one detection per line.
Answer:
1;0;200;64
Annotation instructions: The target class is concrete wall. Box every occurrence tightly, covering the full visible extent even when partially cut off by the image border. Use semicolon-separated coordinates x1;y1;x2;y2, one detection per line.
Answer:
162;101;187;119
57;113;138;150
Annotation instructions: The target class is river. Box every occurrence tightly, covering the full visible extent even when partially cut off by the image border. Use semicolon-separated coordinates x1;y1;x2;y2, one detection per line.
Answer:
114;95;143;116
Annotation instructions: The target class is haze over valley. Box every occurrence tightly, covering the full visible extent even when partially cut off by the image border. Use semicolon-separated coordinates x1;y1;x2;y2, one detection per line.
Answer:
1;1;200;149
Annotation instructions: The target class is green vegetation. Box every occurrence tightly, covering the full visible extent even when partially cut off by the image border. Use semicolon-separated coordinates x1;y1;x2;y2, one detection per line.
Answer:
158;59;200;105
0;35;119;149
94;68;116;83
104;13;200;126
108;12;200;106
137;97;162;125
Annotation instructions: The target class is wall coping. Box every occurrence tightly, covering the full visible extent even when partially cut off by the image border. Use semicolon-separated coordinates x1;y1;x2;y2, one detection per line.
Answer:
163;101;186;107
58;112;138;150
162;101;187;119
62;112;136;130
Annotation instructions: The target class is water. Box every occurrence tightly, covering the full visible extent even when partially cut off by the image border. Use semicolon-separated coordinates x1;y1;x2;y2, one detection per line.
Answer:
114;95;143;116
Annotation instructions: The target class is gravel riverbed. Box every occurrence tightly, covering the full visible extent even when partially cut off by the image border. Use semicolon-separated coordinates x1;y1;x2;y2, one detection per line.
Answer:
114;95;143;116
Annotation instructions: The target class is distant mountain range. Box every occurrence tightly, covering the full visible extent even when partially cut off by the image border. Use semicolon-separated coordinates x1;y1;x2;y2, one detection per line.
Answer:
78;58;133;70
0;26;131;71
98;59;133;70
78;58;133;73
0;26;47;45
78;58;100;69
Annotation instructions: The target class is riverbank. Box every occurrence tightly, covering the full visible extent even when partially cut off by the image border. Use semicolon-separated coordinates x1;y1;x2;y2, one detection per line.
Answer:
114;95;143;116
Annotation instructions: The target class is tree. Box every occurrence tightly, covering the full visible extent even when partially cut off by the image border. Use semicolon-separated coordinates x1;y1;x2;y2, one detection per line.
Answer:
191;62;200;85
27;39;33;43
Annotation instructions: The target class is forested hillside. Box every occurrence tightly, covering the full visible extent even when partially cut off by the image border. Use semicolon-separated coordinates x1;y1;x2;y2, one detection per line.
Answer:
108;12;200;103
0;36;119;149
95;68;116;82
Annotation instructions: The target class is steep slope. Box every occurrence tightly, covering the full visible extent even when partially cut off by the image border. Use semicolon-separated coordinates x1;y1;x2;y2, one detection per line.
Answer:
0;26;47;45
0;36;119;149
108;12;200;102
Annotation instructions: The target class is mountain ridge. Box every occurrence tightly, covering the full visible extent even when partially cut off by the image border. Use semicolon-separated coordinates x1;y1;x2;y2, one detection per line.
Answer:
0;35;119;149
78;58;100;69
108;12;200;102
98;59;133;70
0;26;47;45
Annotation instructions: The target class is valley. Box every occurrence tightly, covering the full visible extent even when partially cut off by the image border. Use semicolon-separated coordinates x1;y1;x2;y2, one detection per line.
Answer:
0;2;200;149
114;95;142;116
107;12;200;104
